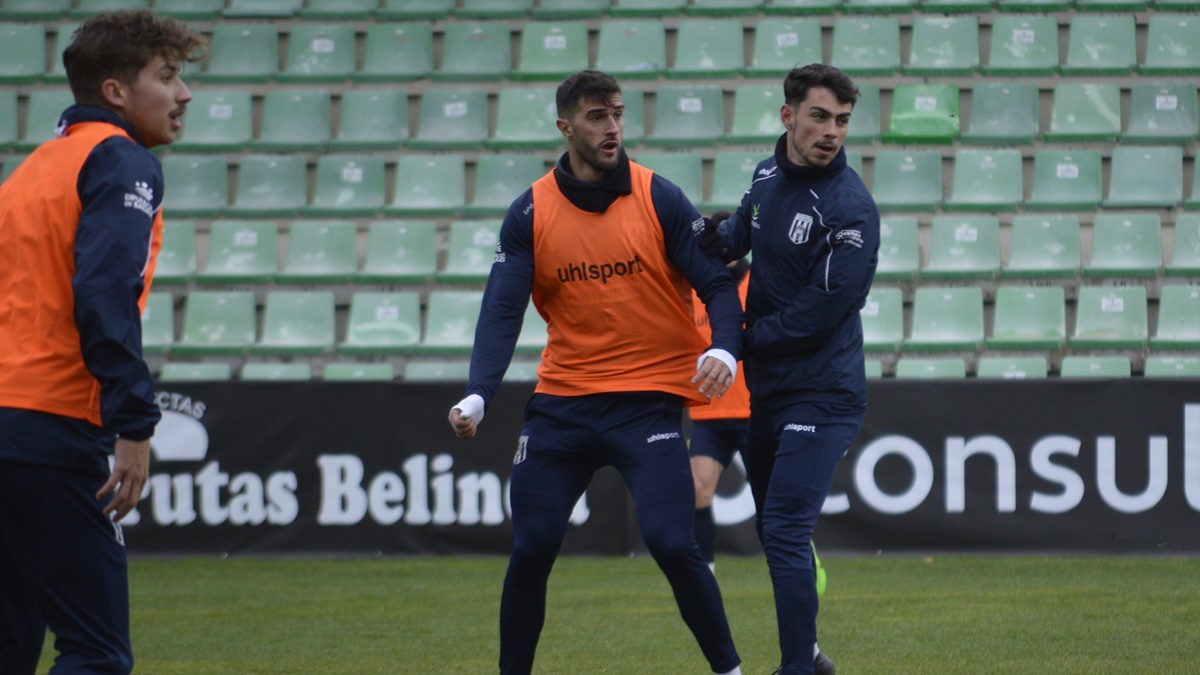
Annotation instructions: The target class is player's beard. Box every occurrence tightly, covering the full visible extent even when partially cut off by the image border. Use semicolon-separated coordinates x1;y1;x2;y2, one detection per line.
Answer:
577;136;622;176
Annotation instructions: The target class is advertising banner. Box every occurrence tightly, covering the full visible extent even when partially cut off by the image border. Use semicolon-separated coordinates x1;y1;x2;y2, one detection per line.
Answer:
127;380;1200;555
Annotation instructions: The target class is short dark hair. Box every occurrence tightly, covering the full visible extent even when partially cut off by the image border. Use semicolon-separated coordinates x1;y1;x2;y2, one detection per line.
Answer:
556;70;622;119
783;63;859;109
63;10;207;105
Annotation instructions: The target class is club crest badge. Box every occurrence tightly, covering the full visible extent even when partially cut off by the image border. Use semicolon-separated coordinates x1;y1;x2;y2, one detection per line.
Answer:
789;213;813;244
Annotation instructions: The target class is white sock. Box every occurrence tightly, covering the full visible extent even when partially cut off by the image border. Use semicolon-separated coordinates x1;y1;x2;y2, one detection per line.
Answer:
717;667;742;675
707;561;716;574
814;643;821;658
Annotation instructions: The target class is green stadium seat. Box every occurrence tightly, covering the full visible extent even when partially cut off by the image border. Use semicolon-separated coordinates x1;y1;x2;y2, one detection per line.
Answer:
747;18;821;78
1061;15;1136;76
278;220;358;284
141;292;174;356
764;0;842;13
15;90;72;151
864;359;883;379
279;24;355;83
227;155;308;218
513;21;588;81
1189;158;1200;210
457;0;533;17
1003;215;1082;279
669;19;745;79
249;89;332;152
1044;83;1120;143
883;83;960;144
595;20;667;79
162;155;228;218
976;356;1048;379
378;0;454;19
875;216;919;282
1104;146;1184;208
904;16;979;77
1069;286;1148;349
241;363;312;381
357;22;433;82
1141;15;1200;76
894;358;967;379
1154;0;1200;11
197;220;279;285
356;220;437;284
505;360;542;382
921;216;1000;281
843;0;917;12
689;0;764;13
844;149;861;178
906;287;985;351
1151;285;1200;349
173;291;257;356
154;220;197;285
645;85;724;148
1122;82;1199;145
961;82;1039;145
944;149;1024;212
869;149;943;212
409;88;488;150
387;154;466;217
224;0;302;17
831;17;900;76
1075;0;1147;10
515;303;548;356
986;286;1066;350
610;0;686;15
70;0;148;18
155;0;225;19
1144;356;1200;377
861;287;904;353
330;89;408;151
983;15;1058;76
338;291;422;356
703;151;762;212
1084;214;1163;278
307;155;385;217
172;89;252;152
403;360;471;381
636;152;704;207
159;363;232;382
1059;356;1131;378
0;23;45;84
198;23;279;82
1;154;25;182
919;0;993;12
466;154;546;217
532;0;610;18
323;363;396;381
1166;213;1200;277
433;22;510;82
252;291;336;356
44;22;77;84
622;87;646;145
487;87;562;150
725;85;784;145
438;220;501;284
0;0;70;20
299;0;378;19
414;290;485;355
1025;150;1103;212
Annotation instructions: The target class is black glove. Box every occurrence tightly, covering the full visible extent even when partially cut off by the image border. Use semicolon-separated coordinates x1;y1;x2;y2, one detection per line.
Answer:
700;210;732;258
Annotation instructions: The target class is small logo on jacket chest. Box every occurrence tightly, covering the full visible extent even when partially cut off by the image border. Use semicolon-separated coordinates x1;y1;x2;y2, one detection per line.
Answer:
788;213;813;244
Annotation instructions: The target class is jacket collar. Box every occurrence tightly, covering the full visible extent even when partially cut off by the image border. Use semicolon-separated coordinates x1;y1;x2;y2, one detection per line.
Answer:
552;148;633;213
773;133;846;182
57;104;146;147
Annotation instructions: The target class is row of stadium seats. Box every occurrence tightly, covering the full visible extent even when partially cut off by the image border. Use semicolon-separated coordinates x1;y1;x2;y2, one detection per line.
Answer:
149;215;1200;288
140;284;1200;359
134;150;1200;217
6;15;1200;84
5;0;1200;21
8;81;1199;157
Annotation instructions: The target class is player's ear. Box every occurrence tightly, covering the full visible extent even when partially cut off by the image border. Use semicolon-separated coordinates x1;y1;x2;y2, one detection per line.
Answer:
556;118;573;140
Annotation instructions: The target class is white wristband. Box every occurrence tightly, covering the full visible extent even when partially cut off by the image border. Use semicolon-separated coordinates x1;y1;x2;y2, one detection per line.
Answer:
697;348;737;380
452;394;486;424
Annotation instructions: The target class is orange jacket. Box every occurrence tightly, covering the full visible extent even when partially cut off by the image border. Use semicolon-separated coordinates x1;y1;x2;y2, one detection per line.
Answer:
689;272;751;420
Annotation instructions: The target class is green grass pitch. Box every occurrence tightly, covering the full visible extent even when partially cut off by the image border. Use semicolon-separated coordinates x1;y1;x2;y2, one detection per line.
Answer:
36;555;1199;673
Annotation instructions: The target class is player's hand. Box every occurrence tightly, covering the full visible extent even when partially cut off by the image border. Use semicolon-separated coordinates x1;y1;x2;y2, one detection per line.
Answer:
692;355;733;399
98;437;151;521
700;210;732;258
449;407;478;440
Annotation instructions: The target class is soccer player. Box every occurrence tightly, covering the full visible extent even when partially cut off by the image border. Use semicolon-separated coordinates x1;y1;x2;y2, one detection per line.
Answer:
0;11;204;674
448;70;746;675
701;63;880;675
